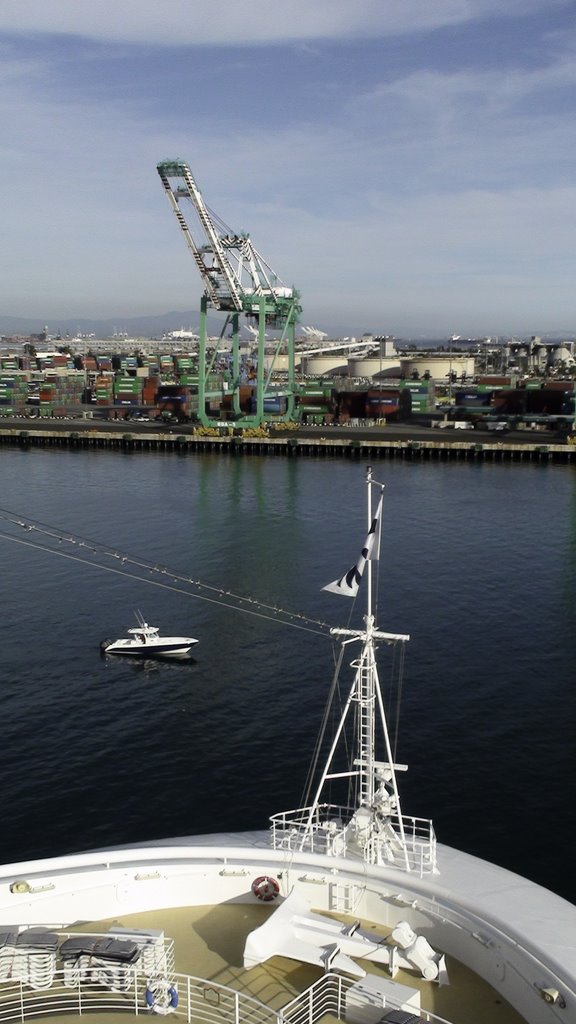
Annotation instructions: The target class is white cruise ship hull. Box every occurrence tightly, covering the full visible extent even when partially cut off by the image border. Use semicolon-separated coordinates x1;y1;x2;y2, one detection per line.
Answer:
0;832;575;1024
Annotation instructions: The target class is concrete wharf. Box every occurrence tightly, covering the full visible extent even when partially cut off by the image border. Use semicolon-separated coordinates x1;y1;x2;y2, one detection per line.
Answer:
1;425;575;463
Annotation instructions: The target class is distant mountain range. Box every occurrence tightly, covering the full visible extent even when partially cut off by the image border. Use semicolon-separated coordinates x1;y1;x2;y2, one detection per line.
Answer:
1;311;574;343
0;311;202;339
0;311;390;342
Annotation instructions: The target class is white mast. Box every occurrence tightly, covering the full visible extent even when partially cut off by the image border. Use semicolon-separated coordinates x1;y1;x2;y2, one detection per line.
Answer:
271;467;437;876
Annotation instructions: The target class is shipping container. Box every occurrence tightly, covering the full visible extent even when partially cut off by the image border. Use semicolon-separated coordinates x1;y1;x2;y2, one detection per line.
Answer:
526;389;573;415
250;395;288;415
336;391;366;421
364;388;411;421
477;376;514;387
493;390;527;414
398;380;434;392
455;390;493;408
298;404;330;415
296;390;334;409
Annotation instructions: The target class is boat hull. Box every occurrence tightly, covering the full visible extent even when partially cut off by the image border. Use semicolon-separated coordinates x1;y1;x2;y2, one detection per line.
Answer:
104;638;197;659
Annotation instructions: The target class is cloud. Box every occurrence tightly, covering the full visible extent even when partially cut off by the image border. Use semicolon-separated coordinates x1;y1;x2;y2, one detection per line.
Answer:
0;0;562;47
344;59;576;198
1;1;575;333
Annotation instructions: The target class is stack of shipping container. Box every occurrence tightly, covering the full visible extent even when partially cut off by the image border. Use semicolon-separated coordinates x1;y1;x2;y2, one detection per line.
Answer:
0;346;574;425
0;375;28;414
94;375;114;407
398;379;436;413
296;382;335;423
34;373;86;417
113;376;143;409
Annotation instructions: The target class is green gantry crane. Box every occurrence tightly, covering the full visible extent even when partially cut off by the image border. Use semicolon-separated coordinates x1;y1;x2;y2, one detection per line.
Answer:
157;160;301;428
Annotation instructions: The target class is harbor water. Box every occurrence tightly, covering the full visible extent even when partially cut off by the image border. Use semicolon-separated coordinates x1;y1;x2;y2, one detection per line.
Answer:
0;447;575;903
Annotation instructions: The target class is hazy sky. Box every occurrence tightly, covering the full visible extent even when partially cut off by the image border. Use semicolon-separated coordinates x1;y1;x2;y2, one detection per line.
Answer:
1;0;575;337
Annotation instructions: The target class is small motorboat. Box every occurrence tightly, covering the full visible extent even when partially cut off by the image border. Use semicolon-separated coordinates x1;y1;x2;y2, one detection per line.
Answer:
101;612;198;660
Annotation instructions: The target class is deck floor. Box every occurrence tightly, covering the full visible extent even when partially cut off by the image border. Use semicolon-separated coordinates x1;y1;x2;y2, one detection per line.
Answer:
69;903;527;1024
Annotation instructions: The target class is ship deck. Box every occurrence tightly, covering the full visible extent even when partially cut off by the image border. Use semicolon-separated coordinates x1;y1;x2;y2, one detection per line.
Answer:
57;902;526;1024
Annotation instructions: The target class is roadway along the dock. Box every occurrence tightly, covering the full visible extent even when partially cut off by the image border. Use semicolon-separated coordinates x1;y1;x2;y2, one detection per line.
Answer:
0;417;569;448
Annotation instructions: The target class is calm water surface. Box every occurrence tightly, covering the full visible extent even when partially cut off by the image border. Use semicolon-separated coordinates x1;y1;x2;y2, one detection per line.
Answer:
0;447;575;902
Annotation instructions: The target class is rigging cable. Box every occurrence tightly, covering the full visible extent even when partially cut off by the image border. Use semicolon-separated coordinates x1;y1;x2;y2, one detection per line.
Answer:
300;640;347;808
0;507;333;639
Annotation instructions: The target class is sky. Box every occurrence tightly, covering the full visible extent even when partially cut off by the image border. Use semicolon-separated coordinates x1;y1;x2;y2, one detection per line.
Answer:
1;0;576;338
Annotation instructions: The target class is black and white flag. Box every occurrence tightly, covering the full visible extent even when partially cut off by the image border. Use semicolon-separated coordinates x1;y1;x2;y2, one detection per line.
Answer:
322;493;383;598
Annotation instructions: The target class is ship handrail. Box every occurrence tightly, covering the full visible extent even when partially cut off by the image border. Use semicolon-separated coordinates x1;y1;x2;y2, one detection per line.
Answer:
270;803;437;875
0;968;278;1024
270;802;435;835
279;972;454;1024
0;966;457;1024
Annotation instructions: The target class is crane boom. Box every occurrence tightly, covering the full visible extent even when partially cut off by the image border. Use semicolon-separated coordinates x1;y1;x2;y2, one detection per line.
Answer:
157;160;300;328
158;161;243;311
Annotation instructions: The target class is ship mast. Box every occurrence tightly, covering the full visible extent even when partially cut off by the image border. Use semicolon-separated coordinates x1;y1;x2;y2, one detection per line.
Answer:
271;467;437;875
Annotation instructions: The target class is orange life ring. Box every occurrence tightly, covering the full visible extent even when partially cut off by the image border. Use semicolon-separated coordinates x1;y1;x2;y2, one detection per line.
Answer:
252;875;280;901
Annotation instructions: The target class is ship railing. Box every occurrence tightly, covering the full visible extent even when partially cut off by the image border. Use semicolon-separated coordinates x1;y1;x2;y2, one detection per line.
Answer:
270;803;343;856
0;967;458;1024
270;804;437;876
0;968;279;1024
369;812;438;876
280;973;453;1024
280;972;350;1024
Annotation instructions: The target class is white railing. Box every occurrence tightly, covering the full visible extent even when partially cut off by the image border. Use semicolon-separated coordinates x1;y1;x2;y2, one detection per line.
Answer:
178;974;279;1024
0;970;279;1024
279;973;454;1024
280;972;350;1024
0;969;458;1024
270;804;437;875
